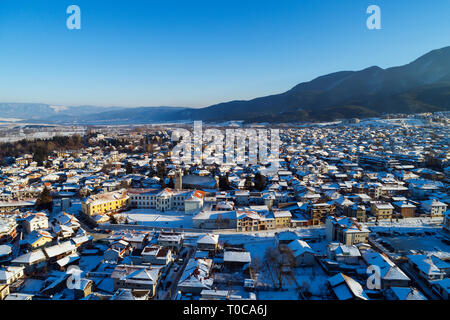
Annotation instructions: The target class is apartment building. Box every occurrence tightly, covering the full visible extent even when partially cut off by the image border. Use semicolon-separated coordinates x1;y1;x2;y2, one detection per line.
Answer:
81;189;129;216
370;201;394;220
326;216;370;246
128;188;204;214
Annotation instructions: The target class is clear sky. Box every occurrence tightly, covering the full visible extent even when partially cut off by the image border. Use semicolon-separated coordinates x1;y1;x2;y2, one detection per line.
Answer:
0;0;449;108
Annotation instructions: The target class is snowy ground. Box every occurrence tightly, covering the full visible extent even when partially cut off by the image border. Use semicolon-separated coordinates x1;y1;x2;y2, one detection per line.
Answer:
121;209;194;228
372;227;450;254
78;255;104;272
365;217;444;228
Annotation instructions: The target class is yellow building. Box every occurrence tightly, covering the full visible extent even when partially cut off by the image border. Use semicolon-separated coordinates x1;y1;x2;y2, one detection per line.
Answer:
273;211;292;228
27;231;53;249
0;285;10;300
370;201;394;220
82;189;129;216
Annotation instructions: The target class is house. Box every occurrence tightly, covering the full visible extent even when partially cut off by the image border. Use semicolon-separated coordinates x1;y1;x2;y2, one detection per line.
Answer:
111;264;163;298
370;201;394;220
347;204;367;222
328;273;369;300
234;190;250;205
141;245;173;265
25;230;53;249
0;266;25;285
286;239;315;266
223;250;251;271
325;216;370;246
275;231;299;246
52;212;81;231
43;241;77;263
200;289;229;300
56;253;80;270
121;234;148;250
273;211;292;228
196;234;219;252
192;210;237;229
327;243;361;265
104;248;123;264
71;234;93;248
444;211;450;233
0;284;9;300
385;287;427;300
236;210;261;232
177;258;213;295
11;249;47;274
407;254;450;282
309;203;335;225
0;245;12;263
392;201;416;218
157;232;184;250
23;213;49;233
110;288;150;300
362;250;410;289
0;216;18;245
431;278;450;300
71;278;94;299
4;293;33;300
110;239;132;256
421;199;447;217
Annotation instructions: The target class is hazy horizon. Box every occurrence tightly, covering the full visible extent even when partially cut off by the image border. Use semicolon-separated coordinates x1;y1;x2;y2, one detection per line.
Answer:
1;0;449;108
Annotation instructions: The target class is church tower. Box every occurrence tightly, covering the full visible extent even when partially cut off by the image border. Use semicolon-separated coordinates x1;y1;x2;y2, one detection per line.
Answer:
175;169;183;190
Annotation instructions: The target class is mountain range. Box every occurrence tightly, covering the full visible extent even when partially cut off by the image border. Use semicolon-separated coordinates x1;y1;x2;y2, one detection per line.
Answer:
2;46;449;124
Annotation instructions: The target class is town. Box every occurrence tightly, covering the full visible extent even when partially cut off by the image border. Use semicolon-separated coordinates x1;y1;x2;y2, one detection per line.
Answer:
0;112;449;301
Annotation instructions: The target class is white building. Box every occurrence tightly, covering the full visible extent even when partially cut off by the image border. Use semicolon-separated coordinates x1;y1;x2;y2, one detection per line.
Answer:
23;213;49;234
128;188;205;214
287;239;315;266
0;266;25;285
421;199;447;217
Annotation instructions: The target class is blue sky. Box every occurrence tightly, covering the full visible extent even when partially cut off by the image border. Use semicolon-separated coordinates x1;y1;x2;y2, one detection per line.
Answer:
0;0;449;108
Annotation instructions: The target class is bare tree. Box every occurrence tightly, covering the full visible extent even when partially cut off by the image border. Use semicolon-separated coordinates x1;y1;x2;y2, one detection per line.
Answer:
264;246;296;290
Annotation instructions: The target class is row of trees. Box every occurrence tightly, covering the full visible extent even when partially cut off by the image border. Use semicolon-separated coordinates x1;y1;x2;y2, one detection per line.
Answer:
219;172;266;191
0;135;84;164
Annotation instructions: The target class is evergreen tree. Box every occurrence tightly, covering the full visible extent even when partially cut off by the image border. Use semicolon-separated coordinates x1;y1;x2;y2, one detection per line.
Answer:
254;172;266;191
168;177;174;188
156;161;166;180
218;173;230;191
244;175;253;190
126;162;134;174
36;187;53;211
33;146;48;166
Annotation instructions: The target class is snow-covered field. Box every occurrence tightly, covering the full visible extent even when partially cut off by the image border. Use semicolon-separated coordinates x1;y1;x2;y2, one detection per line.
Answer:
122;209;194;228
365;217;444;228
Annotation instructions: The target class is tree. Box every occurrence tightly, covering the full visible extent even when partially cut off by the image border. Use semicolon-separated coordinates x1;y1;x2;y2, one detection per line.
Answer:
35;187;53;211
126;162;134;174
254;172;266;191
250;256;263;279
218;174;230;191
33;146;48;166
244;176;253;190
156;161;166;180
264;246;296;290
168;177;174;189
120;180;130;189
264;246;284;289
